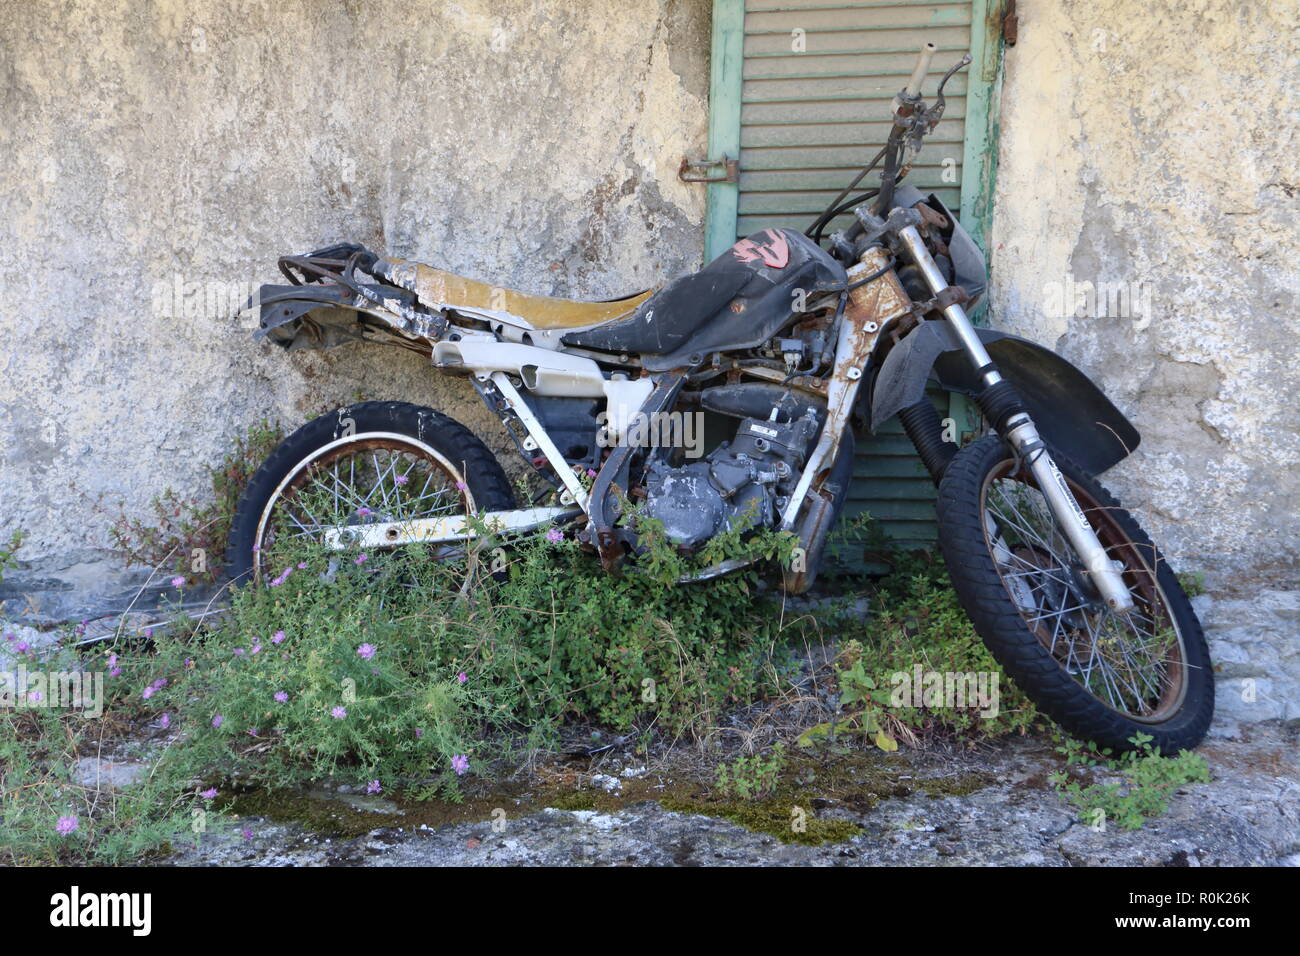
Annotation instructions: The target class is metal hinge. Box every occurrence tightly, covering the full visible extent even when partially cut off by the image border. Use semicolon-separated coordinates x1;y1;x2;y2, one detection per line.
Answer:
678;155;739;184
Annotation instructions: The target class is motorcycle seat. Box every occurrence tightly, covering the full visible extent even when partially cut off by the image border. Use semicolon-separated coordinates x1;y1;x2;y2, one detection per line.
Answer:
381;258;657;331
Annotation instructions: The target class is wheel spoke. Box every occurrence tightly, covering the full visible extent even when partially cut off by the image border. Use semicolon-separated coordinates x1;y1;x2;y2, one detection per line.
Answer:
257;439;475;587
981;466;1186;723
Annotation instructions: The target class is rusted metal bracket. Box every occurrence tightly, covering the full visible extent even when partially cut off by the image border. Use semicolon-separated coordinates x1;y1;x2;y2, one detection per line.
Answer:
678;155;739;184
1003;0;1018;47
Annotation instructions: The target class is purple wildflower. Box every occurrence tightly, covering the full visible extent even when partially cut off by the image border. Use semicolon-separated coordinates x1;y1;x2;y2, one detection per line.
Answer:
455;480;468;492
170;576;185;588
356;643;376;660
366;780;382;795
274;691;288;703
297;562;308;570
233;648;245;657
14;641;29;653
141;685;156;700
354;554;368;565
158;713;171;729
271;630;285;644
247;728;259;737
331;706;347;719
28;690;42;703
211;714;224;729
414;728;424;738
546;527;564;543
457;671;468;685
200;787;218;800
241;828;253;840
251;644;261;655
56;815;78;835
356;507;373;517
451;754;470;776
395;474;409;485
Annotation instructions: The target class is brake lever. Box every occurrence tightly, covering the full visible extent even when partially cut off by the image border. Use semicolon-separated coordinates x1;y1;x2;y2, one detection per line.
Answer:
932;54;972;118
902;53;973;162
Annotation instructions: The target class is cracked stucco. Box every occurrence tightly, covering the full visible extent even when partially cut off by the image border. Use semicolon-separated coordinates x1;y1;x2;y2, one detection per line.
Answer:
988;0;1299;586
0;0;710;619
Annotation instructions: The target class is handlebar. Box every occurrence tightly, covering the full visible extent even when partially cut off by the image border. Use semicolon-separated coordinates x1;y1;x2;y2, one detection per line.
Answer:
903;42;937;98
805;41;968;248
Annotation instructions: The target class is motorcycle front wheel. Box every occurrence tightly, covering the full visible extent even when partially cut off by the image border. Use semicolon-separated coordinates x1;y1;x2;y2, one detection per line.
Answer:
935;435;1214;753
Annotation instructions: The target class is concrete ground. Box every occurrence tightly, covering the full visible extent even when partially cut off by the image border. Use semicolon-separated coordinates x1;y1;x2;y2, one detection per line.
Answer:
164;721;1298;867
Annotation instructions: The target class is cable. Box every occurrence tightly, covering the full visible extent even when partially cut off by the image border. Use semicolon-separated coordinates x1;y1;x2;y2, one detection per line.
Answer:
806;144;887;242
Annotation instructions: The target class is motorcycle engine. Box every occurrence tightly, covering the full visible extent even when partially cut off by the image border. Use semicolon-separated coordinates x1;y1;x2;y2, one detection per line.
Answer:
641;409;820;550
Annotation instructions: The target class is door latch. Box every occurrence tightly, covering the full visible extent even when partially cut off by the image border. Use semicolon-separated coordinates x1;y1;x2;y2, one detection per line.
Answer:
678;155;739;184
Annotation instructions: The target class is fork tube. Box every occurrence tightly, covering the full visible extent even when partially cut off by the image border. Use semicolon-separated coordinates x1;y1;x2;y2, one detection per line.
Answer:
896;226;1135;613
897;226;1001;389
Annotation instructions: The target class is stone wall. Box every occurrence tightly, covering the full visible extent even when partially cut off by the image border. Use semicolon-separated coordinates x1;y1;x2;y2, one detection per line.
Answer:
0;0;711;620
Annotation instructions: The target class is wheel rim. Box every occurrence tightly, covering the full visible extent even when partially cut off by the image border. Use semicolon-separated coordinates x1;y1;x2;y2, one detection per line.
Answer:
253;432;475;582
979;459;1188;723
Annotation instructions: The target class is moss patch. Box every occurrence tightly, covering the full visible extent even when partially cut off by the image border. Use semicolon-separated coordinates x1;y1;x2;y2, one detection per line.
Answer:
661;795;861;846
217;749;994;847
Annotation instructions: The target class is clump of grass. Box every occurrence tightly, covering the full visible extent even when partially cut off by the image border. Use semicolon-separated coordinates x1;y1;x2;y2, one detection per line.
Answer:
97;419;283;586
124;512;811;802
1049;732;1212;830
0;640;217;864
821;553;1039;745
0;528;24;585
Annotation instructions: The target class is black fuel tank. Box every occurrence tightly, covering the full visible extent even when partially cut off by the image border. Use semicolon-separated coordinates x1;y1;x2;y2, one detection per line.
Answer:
562;228;846;370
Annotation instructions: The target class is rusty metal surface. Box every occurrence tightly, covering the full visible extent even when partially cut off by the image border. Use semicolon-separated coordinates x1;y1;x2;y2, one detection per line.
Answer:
778;245;914;583
678;155;738;184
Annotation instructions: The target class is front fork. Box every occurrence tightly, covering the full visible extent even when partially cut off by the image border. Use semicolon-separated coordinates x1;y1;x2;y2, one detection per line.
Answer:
896;225;1135;613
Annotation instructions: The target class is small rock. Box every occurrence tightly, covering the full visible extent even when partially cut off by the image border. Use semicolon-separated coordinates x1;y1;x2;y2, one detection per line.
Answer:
75;757;146;790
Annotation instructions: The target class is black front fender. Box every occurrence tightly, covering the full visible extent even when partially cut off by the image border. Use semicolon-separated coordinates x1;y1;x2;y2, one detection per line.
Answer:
869;322;1140;475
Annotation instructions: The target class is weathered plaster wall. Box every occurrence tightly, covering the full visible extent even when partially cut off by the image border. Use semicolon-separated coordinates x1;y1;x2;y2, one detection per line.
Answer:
989;0;1299;587
0;0;711;620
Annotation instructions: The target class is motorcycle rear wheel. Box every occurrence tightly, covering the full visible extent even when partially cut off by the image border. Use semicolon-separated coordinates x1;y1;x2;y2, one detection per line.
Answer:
935;435;1214;753
226;401;515;588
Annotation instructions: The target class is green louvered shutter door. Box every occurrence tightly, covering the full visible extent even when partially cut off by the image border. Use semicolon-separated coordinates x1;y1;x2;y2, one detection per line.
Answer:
705;0;1004;564
737;0;969;238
